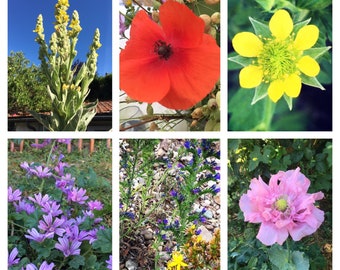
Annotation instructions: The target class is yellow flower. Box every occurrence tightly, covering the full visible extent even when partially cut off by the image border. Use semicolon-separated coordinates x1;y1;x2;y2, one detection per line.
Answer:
232;9;320;103
167;251;188;270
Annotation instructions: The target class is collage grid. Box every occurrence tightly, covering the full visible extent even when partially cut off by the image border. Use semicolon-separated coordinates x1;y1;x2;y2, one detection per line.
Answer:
2;0;339;269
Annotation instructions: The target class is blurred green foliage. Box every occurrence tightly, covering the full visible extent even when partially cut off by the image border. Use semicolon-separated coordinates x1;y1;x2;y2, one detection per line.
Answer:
228;139;332;269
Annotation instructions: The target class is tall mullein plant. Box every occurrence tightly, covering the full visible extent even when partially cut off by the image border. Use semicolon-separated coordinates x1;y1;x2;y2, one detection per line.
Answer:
31;0;101;131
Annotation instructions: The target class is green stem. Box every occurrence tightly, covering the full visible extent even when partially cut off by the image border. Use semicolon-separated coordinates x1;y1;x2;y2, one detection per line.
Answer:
286;238;291;263
38;140;56;193
251;98;276;131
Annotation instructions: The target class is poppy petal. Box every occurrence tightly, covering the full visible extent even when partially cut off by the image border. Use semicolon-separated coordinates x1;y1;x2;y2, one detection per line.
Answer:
269;9;293;40
159;35;220;109
294;25;319;51
284;74;302;98
297;55;320;77
239;65;263;88
232;32;263;57
268;80;284;103
159;1;204;48
120;11;170;102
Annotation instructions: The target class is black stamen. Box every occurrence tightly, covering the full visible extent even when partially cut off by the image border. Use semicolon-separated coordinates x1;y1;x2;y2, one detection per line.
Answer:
154;40;173;60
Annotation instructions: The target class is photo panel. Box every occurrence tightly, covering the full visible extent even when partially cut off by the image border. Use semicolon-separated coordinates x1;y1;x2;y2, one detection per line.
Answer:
8;139;112;269
8;0;112;131
228;1;332;131
228;138;332;268
119;139;220;268
119;1;221;131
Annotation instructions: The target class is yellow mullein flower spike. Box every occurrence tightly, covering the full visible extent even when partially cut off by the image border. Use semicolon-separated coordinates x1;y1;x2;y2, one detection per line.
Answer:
268;80;284;102
239;65;263;88
232;32;263;57
297;55;320;77
284;74;301;98
293;25;319;50
269;9;293;40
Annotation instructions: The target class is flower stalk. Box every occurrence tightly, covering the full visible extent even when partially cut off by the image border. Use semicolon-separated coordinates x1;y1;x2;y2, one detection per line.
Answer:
31;0;101;131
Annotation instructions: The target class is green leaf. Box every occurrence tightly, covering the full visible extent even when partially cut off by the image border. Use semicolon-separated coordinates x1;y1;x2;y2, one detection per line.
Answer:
255;0;275;11
69;255;85;269
30;238;55;259
283;94;293;111
268;245;294;270
252;83;269;105
92;228;112;253
300;74;325;90
228;55;253;68
249;16;271;38
291;251;310;270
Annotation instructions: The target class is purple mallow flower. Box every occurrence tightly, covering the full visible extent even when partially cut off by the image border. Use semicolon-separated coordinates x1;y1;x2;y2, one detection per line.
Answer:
28;193;50;207
55;236;81;257
14;200;35;214
38;213;65;237
8;247;20;267
30;165;52;178
25;228;54;243
67;187;89;204
106;255;112;269
31;139;51;148
23;261;55;270
41;201;63;217
88;200;104;211
8;187;22;202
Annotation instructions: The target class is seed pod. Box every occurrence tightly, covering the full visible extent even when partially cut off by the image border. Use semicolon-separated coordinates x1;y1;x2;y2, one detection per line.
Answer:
199;14;211;33
211;12;220;24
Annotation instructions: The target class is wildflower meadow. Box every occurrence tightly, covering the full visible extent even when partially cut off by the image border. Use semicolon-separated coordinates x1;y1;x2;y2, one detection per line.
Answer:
228;139;332;269
8;139;112;269
120;139;220;269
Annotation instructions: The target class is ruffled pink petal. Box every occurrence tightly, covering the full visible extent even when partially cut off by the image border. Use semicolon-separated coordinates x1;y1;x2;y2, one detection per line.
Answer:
257;222;288;245
239;194;262;223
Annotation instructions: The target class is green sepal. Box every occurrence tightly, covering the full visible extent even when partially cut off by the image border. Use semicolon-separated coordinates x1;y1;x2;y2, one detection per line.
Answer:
228;55;254;68
292;18;311;33
249;16;271;38
251;83;269;105
300;74;325;90
283;94;293;111
304;46;331;60
254;0;275;11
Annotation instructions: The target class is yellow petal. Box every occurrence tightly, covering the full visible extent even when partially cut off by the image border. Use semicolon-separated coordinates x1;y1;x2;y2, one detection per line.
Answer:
239;65;263;88
232;32;263;57
269;9;293;40
297;55;320;77
284;74;302;98
294;25;319;50
268;80;284;103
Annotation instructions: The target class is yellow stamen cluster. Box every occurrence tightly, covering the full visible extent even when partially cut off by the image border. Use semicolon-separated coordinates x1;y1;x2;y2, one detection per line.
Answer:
275;198;288;212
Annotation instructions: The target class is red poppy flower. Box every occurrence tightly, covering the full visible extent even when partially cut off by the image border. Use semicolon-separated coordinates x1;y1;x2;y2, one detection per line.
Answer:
120;0;220;110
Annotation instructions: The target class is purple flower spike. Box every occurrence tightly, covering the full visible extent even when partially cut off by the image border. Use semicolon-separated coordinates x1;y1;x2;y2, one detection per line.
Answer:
8;247;20;267
8;187;22;202
55;236;81;257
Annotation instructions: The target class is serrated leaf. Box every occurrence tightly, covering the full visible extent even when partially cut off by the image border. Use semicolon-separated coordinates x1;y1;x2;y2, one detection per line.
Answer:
304;47;331;59
92;228;112;253
249;17;271;38
252;83;269;105
69;255;85;269
228;55;253;68
300;74;325;90
291;251;310;270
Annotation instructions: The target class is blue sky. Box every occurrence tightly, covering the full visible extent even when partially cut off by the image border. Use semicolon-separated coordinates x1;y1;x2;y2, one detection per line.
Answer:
8;0;112;76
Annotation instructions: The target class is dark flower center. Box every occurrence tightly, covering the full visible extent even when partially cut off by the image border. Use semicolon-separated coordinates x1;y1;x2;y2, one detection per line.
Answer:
154;40;173;60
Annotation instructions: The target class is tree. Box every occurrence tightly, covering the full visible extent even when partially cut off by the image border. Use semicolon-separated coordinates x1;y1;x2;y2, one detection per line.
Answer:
8;51;51;114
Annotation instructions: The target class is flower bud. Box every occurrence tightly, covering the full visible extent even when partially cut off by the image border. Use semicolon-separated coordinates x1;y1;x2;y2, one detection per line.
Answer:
191;107;203;119
199;14;211;33
211;12;220;24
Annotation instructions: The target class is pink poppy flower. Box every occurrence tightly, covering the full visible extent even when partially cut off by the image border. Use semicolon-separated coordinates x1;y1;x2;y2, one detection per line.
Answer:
239;167;324;246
